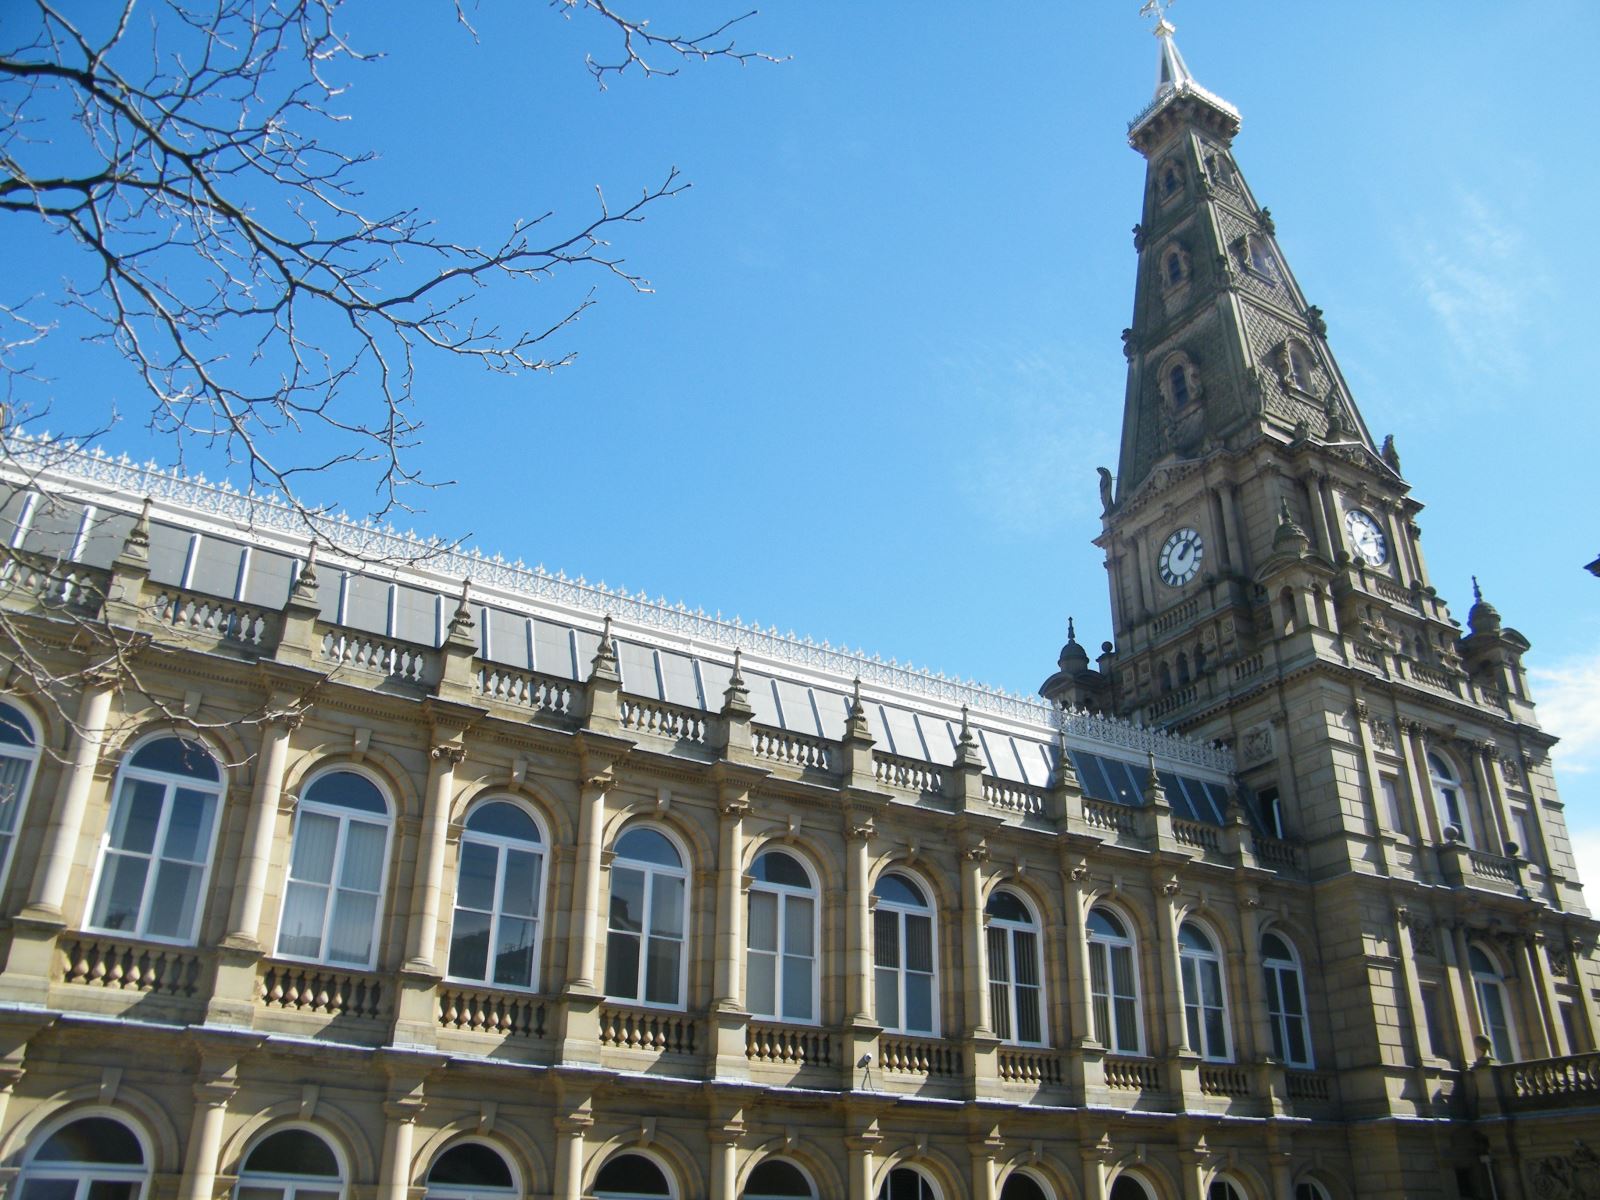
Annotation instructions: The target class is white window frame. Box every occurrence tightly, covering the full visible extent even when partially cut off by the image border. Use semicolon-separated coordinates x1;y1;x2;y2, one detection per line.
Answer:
1427;752;1473;847
0;699;42;896
85;735;225;946
446;799;548;992
16;1108;151;1200
1179;920;1233;1062
986;888;1047;1047
1262;930;1313;1068
1469;943;1518;1062
1087;906;1145;1055
604;824;690;1011
233;1123;348;1200
746;848;821;1026
273;768;394;971
423;1137;521;1200
873;870;939;1037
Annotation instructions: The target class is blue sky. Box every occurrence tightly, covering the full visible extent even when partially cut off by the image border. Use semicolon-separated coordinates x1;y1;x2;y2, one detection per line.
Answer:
10;2;1599;885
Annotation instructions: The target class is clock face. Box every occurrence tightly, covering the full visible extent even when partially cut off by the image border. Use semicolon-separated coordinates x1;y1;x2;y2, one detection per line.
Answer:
1345;509;1388;566
1158;527;1204;587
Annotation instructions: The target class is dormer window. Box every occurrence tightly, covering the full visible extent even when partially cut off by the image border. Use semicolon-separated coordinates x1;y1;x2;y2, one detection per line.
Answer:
1158;159;1184;201
1158;351;1202;412
1160;243;1192;292
1273;338;1319;393
1244;234;1277;278
1166;252;1184;286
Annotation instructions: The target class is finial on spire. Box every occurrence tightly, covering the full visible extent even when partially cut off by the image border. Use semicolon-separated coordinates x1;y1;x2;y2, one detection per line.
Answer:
1140;0;1177;34
1472;575;1482;603
1067;616;1077;643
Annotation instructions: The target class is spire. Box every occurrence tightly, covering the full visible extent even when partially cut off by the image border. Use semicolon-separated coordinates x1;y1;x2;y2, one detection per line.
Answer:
1130;2;1238;145
1149;7;1192;99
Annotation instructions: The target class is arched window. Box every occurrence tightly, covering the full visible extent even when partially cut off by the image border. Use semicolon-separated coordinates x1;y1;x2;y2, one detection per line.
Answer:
1176;652;1191;686
448;801;546;990
1158;662;1173;694
1469;944;1517;1062
275;770;392;969
594;1153;674;1200
1179;921;1232;1061
1169;364;1191;407
17;1113;149;1200
234;1127;344;1200
1288;342;1316;388
425;1140;518;1200
0;700;42;892
1109;1177;1155;1200
87;736;223;944
1247;235;1276;277
1295;1182;1332;1200
748;848;819;1024
877;1167;938;1200
1427;754;1472;845
999;1171;1051;1200
986;889;1045;1046
1262;931;1312;1067
1161;163;1181;197
742;1160;816;1200
1165;251;1185;286
873;872;937;1036
1087;907;1142;1054
1208;1181;1246;1200
605;827;688;1008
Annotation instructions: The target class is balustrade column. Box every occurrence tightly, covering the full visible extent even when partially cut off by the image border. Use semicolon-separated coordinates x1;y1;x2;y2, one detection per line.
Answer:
179;1078;235;1200
960;842;993;1037
379;1100;421;1200
224;711;297;947
713;792;749;1011
25;674;115;918
567;775;609;991
846;822;875;1024
404;740;464;971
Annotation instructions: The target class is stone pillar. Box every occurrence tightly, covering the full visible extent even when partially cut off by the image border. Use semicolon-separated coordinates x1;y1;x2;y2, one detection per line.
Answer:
1079;1142;1109;1200
553;1115;591;1200
1391;908;1433;1067
1176;1150;1204;1200
223;710;298;947
1064;864;1095;1042
379;1099;422;1200
1470;744;1513;858
713;792;749;1011
1517;934;1556;1059
24;674;116;918
846;818;875;1024
1532;933;1570;1057
180;1076;236;1200
1447;923;1485;1061
1236;897;1271;1063
1399;722;1444;849
960;840;993;1037
567;773;610;991
1156;881;1188;1053
709;1119;744;1200
969;1138;999;1200
1303;472;1334;559
405;740;465;971
846;1134;880;1200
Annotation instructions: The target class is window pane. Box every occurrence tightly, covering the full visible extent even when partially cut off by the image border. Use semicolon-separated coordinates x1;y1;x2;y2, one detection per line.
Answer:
987;926;1010;985
339;820;387;892
905;973;933;1033
605;931;641;999
874;909;899;968
449;910;491;981
91;853;149;931
290;812;340;883
749;891;778;953
905;914;932;973
782;953;813;1020
501;848;541;919
466;801;540;842
875;967;899;1029
1014;931;1039;987
610;868;645;934
456;841;499;913
753;850;810;889
278;879;330;957
493;915;538;988
304;771;387;815
327;889;378;963
784;895;814;956
85;1184;139;1200
34;1115;145;1162
145;859;203;939
1115;995;1139;1051
644;937;681;1005
650;874;684;938
112;778;166;854
162;788;215;862
749;949;777;1016
430;1141;514;1187
244;1127;341;1175
746;1160;813;1198
1017;985;1042;1043
616;828;680;867
595;1155;670;1197
19;1181;76;1200
0;755;32;833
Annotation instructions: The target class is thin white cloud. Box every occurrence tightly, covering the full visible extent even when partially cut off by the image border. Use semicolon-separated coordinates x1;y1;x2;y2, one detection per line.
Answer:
1403;189;1545;383
1531;651;1600;895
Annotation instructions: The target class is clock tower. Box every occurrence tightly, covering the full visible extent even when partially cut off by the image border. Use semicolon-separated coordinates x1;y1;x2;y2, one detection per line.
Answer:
1046;12;1599;1194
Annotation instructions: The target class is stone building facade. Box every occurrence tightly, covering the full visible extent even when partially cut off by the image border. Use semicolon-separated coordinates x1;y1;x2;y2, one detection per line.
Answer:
0;17;1595;1200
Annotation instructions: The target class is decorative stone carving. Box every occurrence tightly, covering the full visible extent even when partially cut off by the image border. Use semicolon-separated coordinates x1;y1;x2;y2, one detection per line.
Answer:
1529;1141;1600;1200
1548;945;1571;979
1240;722;1274;767
1501;756;1526;790
1369;718;1396;753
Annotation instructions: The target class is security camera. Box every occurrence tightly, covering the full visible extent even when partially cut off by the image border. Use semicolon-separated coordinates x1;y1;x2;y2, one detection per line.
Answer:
857;1053;873;1068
